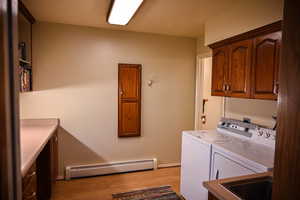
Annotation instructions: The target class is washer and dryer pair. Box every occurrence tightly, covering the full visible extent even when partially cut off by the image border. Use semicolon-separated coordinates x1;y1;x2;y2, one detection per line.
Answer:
180;118;275;200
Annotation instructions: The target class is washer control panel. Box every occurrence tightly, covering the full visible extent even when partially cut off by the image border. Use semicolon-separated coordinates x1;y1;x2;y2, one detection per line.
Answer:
218;118;276;148
251;127;276;148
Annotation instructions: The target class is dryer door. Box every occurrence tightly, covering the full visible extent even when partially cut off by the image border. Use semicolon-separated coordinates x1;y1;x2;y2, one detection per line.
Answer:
212;152;255;180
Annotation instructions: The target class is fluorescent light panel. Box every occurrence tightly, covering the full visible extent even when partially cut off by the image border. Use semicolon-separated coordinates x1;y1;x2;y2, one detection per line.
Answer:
108;0;144;25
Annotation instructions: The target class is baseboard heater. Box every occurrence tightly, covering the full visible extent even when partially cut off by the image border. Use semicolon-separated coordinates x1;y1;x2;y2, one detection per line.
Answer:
65;158;158;180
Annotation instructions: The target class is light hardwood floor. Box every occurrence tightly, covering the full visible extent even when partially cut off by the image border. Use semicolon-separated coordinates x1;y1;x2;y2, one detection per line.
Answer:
52;167;181;200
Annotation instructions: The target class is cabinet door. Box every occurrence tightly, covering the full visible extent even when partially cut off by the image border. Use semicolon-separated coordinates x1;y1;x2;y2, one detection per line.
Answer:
51;131;58;186
227;39;252;98
22;163;37;200
118;64;141;137
211;46;229;96
208;193;219;200
252;31;281;100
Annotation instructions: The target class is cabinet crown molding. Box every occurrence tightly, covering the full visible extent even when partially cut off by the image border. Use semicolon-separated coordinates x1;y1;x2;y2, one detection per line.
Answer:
208;21;282;49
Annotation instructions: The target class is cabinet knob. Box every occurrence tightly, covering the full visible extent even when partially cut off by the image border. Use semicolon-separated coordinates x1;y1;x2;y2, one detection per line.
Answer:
223;84;231;91
274;83;279;94
28;171;36;178
25;192;36;200
226;84;231;91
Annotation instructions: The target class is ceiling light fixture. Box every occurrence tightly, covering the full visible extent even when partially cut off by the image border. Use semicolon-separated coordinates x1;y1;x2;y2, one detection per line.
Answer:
108;0;144;25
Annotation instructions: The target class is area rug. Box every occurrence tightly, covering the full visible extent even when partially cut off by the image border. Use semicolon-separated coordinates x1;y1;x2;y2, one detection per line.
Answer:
112;185;182;200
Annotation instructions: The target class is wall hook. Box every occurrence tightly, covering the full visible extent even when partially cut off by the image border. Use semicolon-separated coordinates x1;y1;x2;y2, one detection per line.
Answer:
147;80;153;87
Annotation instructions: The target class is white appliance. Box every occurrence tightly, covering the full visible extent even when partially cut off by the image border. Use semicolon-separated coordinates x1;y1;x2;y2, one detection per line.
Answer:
180;118;276;200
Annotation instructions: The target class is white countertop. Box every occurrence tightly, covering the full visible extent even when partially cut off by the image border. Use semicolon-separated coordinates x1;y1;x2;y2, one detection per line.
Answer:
20;118;59;176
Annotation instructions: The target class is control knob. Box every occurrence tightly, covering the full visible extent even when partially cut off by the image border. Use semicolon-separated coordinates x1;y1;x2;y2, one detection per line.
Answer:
264;132;271;138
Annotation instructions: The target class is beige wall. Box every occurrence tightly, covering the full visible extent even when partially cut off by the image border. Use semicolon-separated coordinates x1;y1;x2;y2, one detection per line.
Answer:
225;98;277;128
204;0;284;45
20;22;196;177
196;36;211;55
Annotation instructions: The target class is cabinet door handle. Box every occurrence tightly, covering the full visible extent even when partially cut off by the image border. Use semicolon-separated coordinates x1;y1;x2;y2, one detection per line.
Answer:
227;85;230;91
28;171;36;178
223;84;226;91
215;170;219;180
24;192;36;200
274;83;279;94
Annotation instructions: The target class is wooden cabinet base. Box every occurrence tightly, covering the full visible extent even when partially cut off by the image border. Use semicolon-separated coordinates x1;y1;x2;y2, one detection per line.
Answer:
22;163;37;200
22;132;58;200
36;141;52;200
208;192;219;200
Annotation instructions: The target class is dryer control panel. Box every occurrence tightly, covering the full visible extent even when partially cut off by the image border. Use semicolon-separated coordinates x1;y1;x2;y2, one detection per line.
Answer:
217;118;276;148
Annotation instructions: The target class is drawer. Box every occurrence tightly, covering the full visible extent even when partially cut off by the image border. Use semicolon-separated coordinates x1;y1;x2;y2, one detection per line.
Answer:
23;191;37;200
23;174;36;197
23;163;36;188
22;163;37;200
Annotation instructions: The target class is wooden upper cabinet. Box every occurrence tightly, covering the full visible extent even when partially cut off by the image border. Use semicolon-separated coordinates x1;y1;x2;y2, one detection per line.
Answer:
118;64;141;137
209;21;282;100
251;31;281;100
211;46;228;96
119;67;140;99
227;39;252;98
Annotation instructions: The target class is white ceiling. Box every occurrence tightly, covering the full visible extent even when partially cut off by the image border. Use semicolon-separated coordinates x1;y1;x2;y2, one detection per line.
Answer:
22;0;237;38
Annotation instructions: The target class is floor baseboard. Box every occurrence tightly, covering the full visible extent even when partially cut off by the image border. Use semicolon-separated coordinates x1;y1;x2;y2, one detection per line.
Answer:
158;163;181;169
56;175;65;181
57;162;181;181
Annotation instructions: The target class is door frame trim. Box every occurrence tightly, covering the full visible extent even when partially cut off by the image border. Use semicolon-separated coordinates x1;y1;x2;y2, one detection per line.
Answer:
195;53;225;130
195;55;206;130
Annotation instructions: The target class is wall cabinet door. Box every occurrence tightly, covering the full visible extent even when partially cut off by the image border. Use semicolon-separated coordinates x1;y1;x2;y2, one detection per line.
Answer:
211;46;229;96
251;32;281;100
227;39;252;98
210;22;281;100
118;64;142;137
